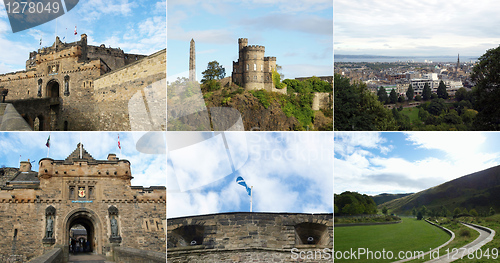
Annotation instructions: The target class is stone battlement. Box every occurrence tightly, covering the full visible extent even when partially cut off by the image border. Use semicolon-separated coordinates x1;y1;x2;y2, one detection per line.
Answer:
244;45;265;52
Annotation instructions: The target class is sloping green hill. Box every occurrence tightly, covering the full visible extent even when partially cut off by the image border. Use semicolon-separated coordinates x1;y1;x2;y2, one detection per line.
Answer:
372;193;412;206
380;164;500;215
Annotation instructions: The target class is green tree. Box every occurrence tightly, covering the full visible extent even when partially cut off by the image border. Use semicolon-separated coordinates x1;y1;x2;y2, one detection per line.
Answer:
471;45;500;130
201;61;226;84
454;207;461;217
334;74;398;131
428;98;446;116
420;206;427;217
417;211;423;220
389;89;398;104
490;207;496;216
441;205;449;218
382;206;388;215
415;95;422;101
422;83;432;101
398;95;405;103
470;209;478;217
412;207;417;217
377;86;389;104
462;208;469;215
437;81;449;99
406;84;414;101
461;109;478;124
455;87;468;101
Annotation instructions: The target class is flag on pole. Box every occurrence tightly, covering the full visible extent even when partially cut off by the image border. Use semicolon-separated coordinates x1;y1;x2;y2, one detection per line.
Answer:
74;26;77;35
236;176;251;196
46;135;50;148
40;37;42;46
118;134;121;150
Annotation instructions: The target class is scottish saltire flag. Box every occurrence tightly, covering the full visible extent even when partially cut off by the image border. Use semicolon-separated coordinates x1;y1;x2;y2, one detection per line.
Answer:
236;176;251;196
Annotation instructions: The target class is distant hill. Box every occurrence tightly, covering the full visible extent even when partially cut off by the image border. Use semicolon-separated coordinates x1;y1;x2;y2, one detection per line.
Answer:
372;193;413;206
380;165;500;215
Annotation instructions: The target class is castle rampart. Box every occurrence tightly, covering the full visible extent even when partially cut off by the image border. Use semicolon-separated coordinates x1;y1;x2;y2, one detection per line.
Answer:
0;34;165;131
167;212;332;262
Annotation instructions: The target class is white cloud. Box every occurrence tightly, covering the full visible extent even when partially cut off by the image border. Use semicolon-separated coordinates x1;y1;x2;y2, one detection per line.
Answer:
335;0;500;56
78;0;136;22
334;132;500;196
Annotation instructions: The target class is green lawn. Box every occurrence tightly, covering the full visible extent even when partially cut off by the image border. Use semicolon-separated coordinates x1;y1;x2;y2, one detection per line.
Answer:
401;107;420;124
334;218;450;262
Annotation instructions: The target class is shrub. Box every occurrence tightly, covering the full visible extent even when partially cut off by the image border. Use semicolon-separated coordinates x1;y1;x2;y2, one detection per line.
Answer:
459;228;470;237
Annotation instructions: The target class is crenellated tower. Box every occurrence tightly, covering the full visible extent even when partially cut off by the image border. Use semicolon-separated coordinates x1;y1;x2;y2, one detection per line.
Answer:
232;38;279;92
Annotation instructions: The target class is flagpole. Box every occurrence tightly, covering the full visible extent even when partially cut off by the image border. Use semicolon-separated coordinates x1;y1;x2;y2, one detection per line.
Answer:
47;133;51;158
79;132;82;158
250;186;253;212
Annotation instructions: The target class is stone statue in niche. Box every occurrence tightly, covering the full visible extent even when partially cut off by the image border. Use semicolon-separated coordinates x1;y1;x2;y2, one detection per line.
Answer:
46;216;53;238
37;82;42;97
110;216;118;237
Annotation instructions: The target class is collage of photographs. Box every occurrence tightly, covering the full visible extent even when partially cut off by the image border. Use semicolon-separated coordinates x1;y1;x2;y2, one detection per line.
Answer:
6;0;500;263
0;0;333;262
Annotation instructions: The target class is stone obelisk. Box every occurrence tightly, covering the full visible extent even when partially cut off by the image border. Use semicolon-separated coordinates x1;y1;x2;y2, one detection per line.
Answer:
189;39;196;82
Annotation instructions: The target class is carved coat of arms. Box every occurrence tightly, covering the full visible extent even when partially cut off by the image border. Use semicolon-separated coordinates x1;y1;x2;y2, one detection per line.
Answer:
78;187;86;198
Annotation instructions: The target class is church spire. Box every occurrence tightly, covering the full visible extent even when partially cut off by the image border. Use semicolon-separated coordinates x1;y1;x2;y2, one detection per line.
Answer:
457;53;460;71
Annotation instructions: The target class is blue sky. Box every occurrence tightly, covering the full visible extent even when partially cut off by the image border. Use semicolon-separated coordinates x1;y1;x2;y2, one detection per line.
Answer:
335;132;500;196
167;0;333;82
335;0;500;57
0;132;167;187
0;0;166;74
167;132;333;218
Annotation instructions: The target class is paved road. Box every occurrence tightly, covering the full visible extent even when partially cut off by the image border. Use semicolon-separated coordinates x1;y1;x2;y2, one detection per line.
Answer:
425;222;495;263
69;253;112;263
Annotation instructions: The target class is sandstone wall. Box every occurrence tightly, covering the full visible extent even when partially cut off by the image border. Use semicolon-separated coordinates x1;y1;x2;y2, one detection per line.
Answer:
167;212;332;262
312;92;332;111
93;49;166;131
0;197;165;260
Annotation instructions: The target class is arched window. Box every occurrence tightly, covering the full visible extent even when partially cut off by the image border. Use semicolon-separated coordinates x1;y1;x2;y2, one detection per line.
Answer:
246;64;249;71
254;64;256;71
261;65;263;71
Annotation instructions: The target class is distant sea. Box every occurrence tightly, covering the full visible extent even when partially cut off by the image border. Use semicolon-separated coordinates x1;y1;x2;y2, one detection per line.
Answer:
335;54;479;63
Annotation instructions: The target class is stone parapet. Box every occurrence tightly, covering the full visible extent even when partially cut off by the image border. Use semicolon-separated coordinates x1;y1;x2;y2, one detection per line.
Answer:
113;247;166;263
0;103;32;131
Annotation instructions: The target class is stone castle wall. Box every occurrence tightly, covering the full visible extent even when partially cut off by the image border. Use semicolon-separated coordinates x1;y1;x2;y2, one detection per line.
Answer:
0;199;165;260
312;93;332;111
93;49;166;131
167;212;333;262
0;35;163;131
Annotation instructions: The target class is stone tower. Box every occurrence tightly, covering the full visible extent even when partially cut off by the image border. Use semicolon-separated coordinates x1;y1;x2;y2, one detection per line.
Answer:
232;38;277;91
189;39;196;82
456;53;460;71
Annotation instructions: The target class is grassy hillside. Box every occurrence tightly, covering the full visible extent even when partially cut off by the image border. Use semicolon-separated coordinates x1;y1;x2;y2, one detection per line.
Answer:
381;165;500;215
372;193;413;206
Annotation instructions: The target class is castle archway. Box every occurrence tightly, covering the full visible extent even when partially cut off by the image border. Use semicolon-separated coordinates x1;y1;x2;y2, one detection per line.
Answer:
63;208;103;255
46;79;60;98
